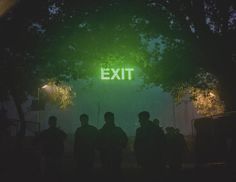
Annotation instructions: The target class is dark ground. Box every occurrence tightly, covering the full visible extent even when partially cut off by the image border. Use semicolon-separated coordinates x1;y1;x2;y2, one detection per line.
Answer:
1;150;236;182
1;136;236;182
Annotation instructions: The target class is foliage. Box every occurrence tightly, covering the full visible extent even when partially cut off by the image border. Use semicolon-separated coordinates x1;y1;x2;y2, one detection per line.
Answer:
189;87;224;117
0;0;236;136
42;81;75;110
144;0;236;111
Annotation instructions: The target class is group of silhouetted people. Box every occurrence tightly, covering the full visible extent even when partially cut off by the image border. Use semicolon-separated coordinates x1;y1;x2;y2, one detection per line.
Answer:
134;111;187;181
34;111;187;181
74;112;128;180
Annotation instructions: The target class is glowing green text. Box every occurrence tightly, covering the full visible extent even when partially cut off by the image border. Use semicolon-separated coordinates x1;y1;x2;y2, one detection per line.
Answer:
101;68;134;80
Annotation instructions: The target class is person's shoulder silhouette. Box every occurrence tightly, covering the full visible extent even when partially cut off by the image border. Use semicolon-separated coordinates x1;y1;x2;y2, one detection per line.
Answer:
36;116;67;179
134;111;166;179
135;111;157;136
98;112;127;147
74;114;98;177
97;112;128;178
39;116;67;156
75;114;98;139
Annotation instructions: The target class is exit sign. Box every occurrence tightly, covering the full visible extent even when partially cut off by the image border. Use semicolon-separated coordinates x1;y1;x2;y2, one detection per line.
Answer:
101;68;134;80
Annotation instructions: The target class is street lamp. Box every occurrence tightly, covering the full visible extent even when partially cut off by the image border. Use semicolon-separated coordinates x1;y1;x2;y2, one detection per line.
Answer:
41;85;48;89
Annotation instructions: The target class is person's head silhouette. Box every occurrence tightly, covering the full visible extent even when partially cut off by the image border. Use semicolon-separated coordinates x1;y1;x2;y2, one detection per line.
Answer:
166;126;176;134
104;112;114;125
80;114;89;127
153;118;160;126
175;128;180;134
48;116;57;128
138;111;150;126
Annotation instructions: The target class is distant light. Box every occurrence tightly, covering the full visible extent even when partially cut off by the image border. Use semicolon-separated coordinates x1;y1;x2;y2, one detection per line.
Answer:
42;85;48;89
209;92;215;97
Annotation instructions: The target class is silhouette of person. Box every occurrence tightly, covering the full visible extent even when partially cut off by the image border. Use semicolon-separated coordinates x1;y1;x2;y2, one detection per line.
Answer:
97;112;128;179
165;127;186;174
0;107;9;142
153;118;166;171
153;118;165;141
0;106;9;140
134;111;165;180
74;114;98;177
0;106;10;172
153;118;162;129
227;114;236;169
36;116;67;180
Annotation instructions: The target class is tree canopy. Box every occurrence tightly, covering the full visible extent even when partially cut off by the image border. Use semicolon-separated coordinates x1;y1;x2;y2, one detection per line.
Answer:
36;0;236;110
0;0;236;135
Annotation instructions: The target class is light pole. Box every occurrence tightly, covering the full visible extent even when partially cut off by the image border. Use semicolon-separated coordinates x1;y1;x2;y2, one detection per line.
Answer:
182;97;192;135
97;102;101;128
172;98;176;127
37;87;40;124
37;85;48;130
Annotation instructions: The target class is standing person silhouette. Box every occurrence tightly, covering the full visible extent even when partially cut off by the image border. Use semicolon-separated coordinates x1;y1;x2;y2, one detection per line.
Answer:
97;112;128;180
165;127;187;174
74;114;98;178
36;116;67;180
153;118;166;173
134;111;165;181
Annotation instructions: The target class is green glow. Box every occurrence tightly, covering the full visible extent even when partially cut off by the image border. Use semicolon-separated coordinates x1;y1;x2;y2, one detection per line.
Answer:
101;68;134;80
126;68;134;80
111;68;121;80
101;68;110;80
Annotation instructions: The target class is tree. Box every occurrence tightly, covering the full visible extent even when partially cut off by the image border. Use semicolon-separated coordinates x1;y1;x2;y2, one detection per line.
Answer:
41;0;236;111
0;0;73;136
1;0;235;138
140;0;236;111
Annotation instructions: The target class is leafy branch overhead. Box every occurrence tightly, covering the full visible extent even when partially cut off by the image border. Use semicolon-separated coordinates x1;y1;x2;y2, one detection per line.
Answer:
0;0;235;131
42;81;76;110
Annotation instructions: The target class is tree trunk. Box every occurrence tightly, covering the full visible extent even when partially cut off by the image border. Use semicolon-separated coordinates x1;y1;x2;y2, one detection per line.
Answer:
11;91;26;137
217;66;236;112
